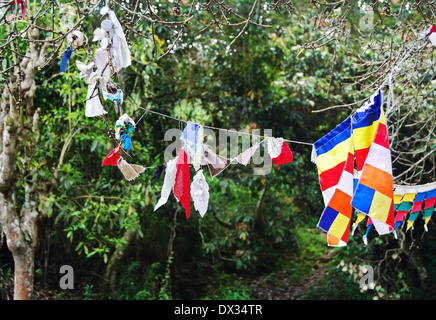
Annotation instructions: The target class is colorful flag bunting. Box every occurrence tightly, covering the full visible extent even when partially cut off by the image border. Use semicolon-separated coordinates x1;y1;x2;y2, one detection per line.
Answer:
351;90;395;236
393;182;436;233
423;189;436;231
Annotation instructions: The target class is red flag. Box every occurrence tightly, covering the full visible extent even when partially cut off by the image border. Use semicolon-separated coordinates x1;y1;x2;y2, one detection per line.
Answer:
272;141;293;165
12;0;26;20
102;144;121;166
174;148;191;219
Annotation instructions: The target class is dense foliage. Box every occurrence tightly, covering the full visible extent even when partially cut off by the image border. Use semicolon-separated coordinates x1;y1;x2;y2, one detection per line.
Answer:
0;0;435;300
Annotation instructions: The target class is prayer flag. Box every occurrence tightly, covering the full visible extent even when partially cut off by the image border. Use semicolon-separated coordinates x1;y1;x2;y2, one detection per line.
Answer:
423;189;436;231
60;47;73;73
191;170;209;217
314;117;354;246
154;157;178;212
351;90;395;236
267;137;293;165
174;148;191;219
102;144;121;166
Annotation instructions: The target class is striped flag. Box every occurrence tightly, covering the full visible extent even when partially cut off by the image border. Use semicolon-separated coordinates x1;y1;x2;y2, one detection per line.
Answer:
394;191;416;236
351;90;395;236
406;191;425;231
314;117;354;246
392;182;436;233
423;189;436;231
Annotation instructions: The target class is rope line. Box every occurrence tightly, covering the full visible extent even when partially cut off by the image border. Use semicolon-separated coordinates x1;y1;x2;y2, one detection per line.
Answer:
136;106;314;147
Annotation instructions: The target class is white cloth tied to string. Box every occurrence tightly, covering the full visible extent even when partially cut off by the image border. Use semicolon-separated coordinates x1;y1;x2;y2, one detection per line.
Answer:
191;170;209;217
93;27;108;47
76;61;95;82
181;122;204;171
85;80;107;117
115;114;135;139
81;46;113;117
77;60;106;117
201;144;231;177
117;158;145;181
94;47;111;85
100;9;131;72
236;143;260;166
67;30;86;49
267;137;284;159
154;156;178;211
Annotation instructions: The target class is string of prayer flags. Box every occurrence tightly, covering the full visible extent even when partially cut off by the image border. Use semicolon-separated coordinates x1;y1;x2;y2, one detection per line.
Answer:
79;7;132;118
406;192;424;232
101;144;144;181
204;145;231;178
392;182;436;233
428;25;436;47
314;90;395;246
423;190;436;231
174;148;191;219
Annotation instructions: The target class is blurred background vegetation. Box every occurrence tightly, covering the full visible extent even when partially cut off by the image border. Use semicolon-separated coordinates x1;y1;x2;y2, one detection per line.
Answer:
0;0;435;300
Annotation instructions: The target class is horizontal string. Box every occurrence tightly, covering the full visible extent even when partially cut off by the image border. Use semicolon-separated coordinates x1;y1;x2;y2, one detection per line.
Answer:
136;106;314;147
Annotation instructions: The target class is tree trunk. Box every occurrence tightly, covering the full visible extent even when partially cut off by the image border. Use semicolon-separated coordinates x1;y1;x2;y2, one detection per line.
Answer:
11;247;35;300
0;26;47;300
105;227;137;292
0;188;38;300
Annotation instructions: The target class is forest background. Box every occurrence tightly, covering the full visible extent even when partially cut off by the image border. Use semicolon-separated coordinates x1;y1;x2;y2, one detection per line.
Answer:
0;0;435;300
